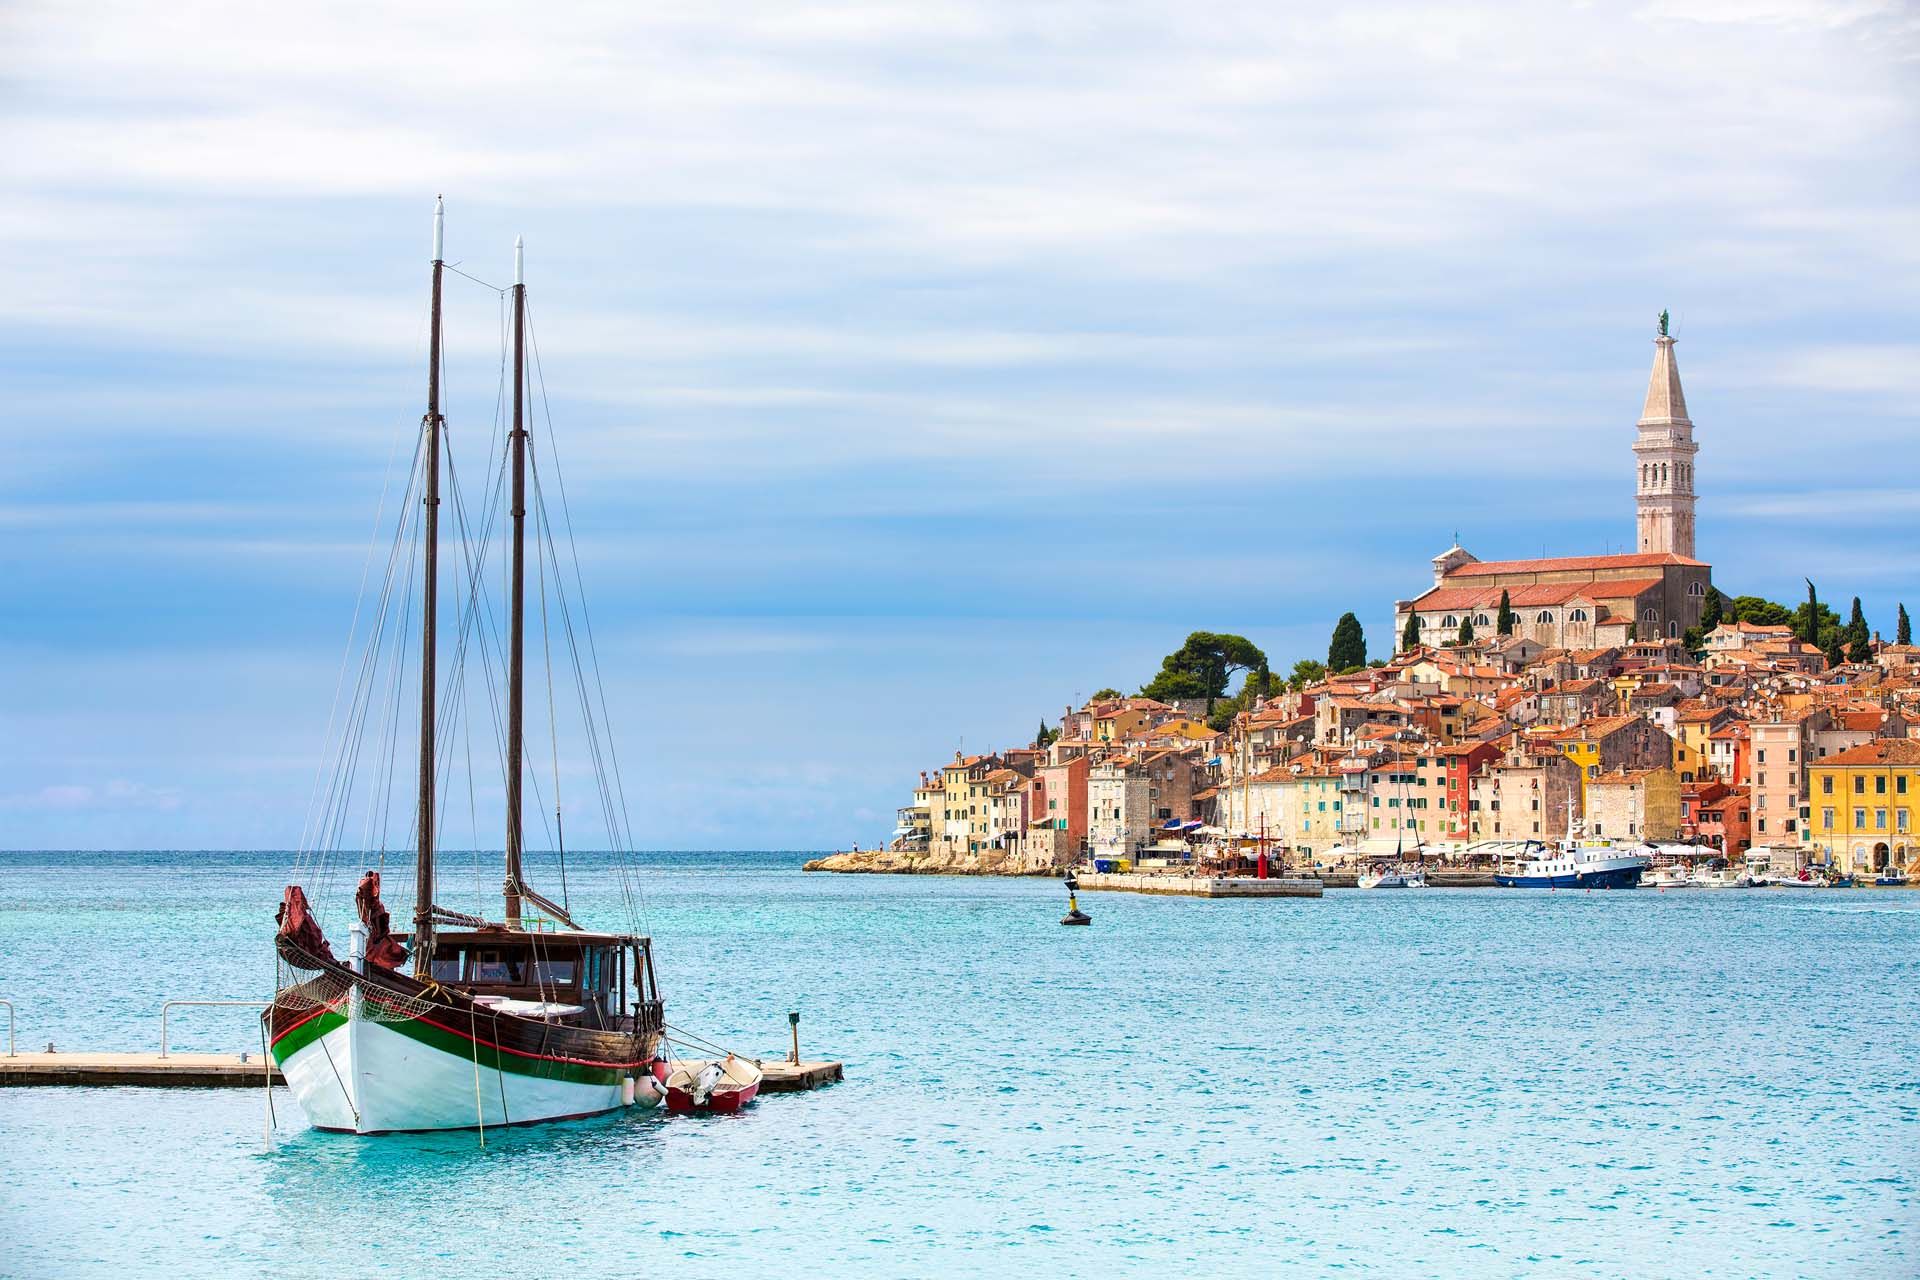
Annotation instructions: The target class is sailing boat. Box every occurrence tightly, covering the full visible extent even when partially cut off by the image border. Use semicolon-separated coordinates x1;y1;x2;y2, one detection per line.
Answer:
264;202;665;1134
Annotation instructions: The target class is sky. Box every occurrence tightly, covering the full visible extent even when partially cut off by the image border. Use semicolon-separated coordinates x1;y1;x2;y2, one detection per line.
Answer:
2;1;1917;851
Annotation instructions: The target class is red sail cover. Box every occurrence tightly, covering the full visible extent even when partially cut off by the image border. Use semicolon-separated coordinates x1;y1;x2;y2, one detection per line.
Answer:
276;884;333;963
355;871;409;970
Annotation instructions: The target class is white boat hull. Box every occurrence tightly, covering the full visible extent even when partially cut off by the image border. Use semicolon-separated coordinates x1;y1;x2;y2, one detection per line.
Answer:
276;1005;628;1134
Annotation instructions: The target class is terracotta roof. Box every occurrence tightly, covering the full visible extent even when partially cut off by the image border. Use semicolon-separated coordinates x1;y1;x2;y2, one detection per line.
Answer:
1412;581;1597;611
1582;578;1667;601
1550;714;1645;741
1444;552;1706;578
1592;767;1666;785
1817;739;1920;767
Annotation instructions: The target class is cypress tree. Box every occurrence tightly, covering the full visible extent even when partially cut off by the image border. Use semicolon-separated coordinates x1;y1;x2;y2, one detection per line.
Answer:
1822;629;1845;668
1328;613;1368;671
1801;580;1820;644
1848;632;1873;666
1698;588;1723;633
1899;603;1912;646
1457;615;1475;645
1847;597;1869;648
1402;611;1421;651
1496;589;1515;636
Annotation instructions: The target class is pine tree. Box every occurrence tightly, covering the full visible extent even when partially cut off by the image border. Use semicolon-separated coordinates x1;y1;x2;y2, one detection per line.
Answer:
1328;613;1368;671
1899;603;1912;646
1457;615;1474;645
1402;611;1421;651
1496;589;1515;637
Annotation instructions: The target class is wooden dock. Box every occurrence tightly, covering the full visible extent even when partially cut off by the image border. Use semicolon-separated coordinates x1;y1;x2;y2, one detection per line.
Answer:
749;1058;844;1092
1076;872;1324;898
0;1050;843;1093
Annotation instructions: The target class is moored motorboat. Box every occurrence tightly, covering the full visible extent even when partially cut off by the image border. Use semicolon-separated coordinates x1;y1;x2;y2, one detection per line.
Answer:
1357;862;1427;889
658;1055;763;1114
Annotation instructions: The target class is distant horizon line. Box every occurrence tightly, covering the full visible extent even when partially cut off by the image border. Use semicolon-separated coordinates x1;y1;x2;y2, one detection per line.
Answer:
0;847;835;855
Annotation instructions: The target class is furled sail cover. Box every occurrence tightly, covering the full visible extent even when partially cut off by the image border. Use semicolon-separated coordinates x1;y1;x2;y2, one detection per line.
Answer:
276;884;333;962
354;871;409;971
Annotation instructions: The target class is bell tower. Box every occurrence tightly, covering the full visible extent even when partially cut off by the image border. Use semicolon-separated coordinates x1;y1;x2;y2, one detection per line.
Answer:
1633;311;1698;558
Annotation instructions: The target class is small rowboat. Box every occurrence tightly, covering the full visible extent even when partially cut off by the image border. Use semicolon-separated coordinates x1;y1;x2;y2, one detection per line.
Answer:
655;1055;762;1114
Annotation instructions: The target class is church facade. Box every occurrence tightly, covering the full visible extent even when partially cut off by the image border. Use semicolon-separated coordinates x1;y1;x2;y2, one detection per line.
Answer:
1395;319;1713;650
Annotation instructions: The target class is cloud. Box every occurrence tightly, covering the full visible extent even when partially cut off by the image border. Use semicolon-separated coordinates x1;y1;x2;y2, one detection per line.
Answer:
1;781;184;813
2;1;1917;848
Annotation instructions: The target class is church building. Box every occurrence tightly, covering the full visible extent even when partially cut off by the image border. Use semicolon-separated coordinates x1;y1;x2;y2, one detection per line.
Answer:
1395;318;1713;650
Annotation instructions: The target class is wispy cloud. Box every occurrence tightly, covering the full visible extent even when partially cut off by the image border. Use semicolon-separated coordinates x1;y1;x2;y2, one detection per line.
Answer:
0;780;184;813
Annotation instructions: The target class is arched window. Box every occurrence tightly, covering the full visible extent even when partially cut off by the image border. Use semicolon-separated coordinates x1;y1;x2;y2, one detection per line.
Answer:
1474;614;1491;627
1668;621;1679;638
1569;609;1588;622
1688;582;1704;597
1643;609;1658;624
1536;611;1553;624
1442;615;1457;629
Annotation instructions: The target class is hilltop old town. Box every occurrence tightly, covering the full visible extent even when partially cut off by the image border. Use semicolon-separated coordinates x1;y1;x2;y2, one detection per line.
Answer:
828;321;1920;880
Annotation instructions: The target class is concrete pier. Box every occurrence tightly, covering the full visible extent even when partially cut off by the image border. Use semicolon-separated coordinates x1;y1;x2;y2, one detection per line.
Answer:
0;1049;843;1092
0;1051;281;1087
1075;872;1324;898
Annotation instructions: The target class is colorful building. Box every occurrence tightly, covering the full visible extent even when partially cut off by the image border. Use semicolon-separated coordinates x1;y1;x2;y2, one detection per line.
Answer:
1806;739;1920;875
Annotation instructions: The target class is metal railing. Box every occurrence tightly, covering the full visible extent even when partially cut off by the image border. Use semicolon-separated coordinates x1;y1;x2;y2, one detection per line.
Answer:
0;999;12;1057
159;1000;270;1058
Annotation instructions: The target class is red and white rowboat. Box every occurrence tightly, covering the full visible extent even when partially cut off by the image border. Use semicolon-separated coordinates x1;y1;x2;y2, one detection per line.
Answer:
655;1055;763;1114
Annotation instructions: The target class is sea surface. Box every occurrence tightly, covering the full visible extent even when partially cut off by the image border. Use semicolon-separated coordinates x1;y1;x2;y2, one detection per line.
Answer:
1;850;1915;1278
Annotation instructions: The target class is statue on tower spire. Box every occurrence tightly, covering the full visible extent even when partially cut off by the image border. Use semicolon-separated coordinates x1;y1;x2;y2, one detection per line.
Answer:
1658;308;1670;337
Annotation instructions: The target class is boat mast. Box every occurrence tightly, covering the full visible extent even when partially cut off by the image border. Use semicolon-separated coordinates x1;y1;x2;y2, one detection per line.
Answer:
504;236;527;926
413;196;446;977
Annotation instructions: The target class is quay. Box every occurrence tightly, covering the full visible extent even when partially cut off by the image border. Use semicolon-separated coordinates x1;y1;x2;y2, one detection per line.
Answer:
0;1049;843;1093
1076;872;1324;898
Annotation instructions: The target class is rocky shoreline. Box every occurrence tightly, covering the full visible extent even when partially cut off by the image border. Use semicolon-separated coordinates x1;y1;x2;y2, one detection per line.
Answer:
802;852;1500;888
801;847;1062;875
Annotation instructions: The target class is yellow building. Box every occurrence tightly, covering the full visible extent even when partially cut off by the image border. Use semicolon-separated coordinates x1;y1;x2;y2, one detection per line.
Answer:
1806;739;1920;876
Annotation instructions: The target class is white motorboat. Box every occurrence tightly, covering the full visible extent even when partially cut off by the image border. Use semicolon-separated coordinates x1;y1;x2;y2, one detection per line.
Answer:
1642;864;1696;889
1358;863;1427;889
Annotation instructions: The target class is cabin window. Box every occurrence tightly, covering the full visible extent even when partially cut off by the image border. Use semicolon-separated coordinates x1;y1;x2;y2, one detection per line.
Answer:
532;958;577;985
470;950;524;983
430;950;464;982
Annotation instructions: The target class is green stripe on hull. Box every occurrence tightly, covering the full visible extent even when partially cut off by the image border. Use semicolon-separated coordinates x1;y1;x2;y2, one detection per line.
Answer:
274;1007;629;1087
272;1009;345;1063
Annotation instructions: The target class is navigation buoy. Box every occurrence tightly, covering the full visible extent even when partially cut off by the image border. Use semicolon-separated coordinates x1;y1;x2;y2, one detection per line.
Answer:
1061;874;1091;926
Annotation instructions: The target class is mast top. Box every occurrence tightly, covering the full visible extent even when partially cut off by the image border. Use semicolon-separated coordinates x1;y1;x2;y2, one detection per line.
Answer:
432;195;445;264
514;234;524;287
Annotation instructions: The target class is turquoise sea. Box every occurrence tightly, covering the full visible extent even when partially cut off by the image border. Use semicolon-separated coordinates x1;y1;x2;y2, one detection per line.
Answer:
1;850;1915;1278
